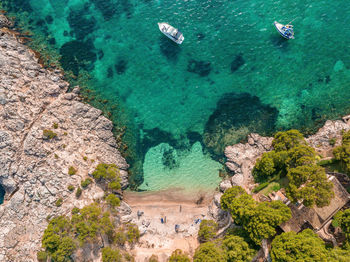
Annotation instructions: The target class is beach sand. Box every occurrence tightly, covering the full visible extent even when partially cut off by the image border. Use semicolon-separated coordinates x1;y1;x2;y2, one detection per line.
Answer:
124;188;216;262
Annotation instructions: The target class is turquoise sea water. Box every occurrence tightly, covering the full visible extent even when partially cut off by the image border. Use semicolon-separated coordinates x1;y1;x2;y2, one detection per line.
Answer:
4;0;350;191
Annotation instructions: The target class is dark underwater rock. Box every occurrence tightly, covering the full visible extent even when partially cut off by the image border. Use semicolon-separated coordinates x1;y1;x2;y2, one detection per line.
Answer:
115;58;128;74
187;59;212;77
203;92;278;157
59;40;97;76
162;148;179;169
230;54;245;73
68;7;96;40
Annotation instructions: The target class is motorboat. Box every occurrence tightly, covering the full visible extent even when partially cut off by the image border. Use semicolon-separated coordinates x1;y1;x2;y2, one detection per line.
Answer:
158;22;184;44
274;21;294;39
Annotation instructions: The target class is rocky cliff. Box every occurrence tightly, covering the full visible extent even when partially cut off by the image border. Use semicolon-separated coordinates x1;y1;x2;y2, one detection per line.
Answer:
0;19;128;261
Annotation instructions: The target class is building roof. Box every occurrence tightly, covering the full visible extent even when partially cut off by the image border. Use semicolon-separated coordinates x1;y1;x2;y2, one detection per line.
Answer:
279;175;350;232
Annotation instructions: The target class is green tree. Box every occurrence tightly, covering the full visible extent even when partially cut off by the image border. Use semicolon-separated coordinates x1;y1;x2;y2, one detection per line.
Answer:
223;235;255;262
106;194;121;208
286;164;334;207
244;200;291;245
221;187;291;245
102;247;122;262
333;130;350;174
328;247;350;262
253;151;276;180
168;249;191;262
149;254;159;262
126;223;140;245
272;130;305;152
198;220;218;243
271;229;329;262
193;242;226;262
334;209;350;241
285;144;316;168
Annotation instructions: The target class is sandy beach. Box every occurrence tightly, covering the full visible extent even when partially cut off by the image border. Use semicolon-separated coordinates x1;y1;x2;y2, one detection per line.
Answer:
124;188;216;262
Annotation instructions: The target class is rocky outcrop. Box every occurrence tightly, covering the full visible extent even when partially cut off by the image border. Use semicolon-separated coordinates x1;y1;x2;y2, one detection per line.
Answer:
222;133;273;192
0;28;128;261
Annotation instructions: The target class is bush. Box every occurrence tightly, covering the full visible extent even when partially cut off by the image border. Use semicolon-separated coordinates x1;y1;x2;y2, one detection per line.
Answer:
329;138;336;146
67;185;75;192
223;235;255;262
68;166;77;176
37;251;48;262
72;207;80;214
52;123;58;129
126;223;140;244
75;187;82;198
334;209;350;241
83;156;88;161
55;198;63;207
106;194;121;208
102;247;122;262
333;130;350;174
81;178;92;189
168;249;191;262
148;254;159;262
198;220;218;243
115;230;127;246
43;129;57;140
193;242;226;262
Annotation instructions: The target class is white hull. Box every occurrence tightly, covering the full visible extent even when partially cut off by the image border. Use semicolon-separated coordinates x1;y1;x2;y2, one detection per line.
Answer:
274;21;294;39
158;22;184;44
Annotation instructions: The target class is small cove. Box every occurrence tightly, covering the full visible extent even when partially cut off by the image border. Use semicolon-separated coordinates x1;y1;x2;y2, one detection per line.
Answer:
3;0;350;192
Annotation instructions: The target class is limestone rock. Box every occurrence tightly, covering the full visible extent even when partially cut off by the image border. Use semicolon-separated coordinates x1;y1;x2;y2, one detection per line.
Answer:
0;29;128;261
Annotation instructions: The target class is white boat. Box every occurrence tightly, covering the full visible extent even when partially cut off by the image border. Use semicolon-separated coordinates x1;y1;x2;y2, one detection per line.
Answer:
158;22;184;44
274;21;294;39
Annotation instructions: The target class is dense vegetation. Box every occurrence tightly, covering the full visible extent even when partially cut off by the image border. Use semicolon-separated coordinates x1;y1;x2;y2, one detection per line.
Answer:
253;130;334;207
271;229;350;262
168;249;191;262
221;186;291;245
39;162;133;261
334;209;350;243
333;130;350;174
198;220;218;243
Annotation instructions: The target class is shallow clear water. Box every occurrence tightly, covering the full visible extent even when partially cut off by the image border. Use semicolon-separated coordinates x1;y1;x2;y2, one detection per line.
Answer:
4;0;350;191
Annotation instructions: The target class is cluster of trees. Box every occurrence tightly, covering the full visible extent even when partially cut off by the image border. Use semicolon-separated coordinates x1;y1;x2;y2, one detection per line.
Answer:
220;186;291;245
92;163;122;208
334;209;350;244
253;130;334;208
271;229;350;262
333;130;350;174
39;203;139;262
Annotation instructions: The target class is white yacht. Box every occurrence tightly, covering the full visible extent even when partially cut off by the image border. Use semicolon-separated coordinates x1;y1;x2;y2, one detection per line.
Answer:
158;22;184;44
274;21;294;39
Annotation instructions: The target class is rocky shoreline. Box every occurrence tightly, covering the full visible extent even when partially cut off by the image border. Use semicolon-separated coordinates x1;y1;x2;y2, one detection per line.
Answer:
0;16;128;261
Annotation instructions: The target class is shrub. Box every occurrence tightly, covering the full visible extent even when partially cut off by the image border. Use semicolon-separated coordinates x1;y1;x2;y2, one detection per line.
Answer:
55;198;63;207
115;230;127;246
81;178;92;189
333;130;350;174
329;138;336;146
43;129;57;140
168;249;191;262
106;194;121;208
72;207;80;214
83;156;88;161
108;181;121;191
223;235;255;262
272;130;305;152
334;209;350;241
37;251;48;262
75;187;82;198
198;220;218;243
148;254;159;262
67;185;75;192
101;247;122;262
52;123;58;129
68;166;77;176
54;154;59;159
126;223;140;244
193;242;226;262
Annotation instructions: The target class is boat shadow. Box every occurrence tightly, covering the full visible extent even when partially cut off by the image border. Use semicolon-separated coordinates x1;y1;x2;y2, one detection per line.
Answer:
270;35;290;51
159;36;181;62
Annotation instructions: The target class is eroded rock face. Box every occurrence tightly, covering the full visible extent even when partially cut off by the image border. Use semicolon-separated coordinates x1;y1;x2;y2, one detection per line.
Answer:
0;29;128;261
